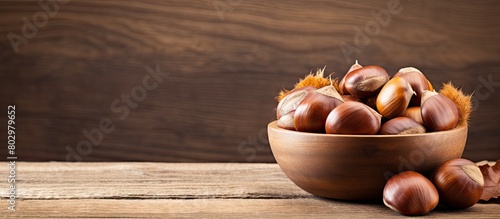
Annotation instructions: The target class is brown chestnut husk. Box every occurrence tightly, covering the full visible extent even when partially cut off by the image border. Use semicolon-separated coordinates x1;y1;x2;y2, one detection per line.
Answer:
383;171;439;216
325;101;381;135
421;90;459;131
432;158;484;209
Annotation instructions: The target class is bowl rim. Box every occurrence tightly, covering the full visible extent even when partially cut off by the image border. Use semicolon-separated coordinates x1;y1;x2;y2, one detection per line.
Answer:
268;120;467;138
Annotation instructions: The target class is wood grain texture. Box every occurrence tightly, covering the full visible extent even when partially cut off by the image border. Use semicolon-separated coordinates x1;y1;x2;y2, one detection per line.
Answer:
0;162;499;218
2;199;500;218
0;162;309;199
0;1;499;162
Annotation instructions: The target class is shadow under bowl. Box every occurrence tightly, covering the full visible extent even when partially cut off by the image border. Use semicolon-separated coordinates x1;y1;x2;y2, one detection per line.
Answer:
267;121;467;200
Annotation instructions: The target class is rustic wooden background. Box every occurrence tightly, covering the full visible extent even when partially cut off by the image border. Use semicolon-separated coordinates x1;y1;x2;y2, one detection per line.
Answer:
0;0;499;162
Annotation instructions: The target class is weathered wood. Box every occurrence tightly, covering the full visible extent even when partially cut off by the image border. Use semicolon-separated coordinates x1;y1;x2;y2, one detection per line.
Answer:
0;162;309;199
0;162;499;218
1;199;500;218
0;1;500;162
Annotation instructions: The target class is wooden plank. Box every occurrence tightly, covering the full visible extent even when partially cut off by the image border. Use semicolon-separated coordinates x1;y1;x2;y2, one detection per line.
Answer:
0;162;309;199
0;1;500;162
0;162;499;218
1;199;500;218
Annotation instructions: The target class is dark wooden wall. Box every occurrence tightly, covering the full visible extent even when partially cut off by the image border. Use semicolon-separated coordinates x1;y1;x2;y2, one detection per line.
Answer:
0;0;499;162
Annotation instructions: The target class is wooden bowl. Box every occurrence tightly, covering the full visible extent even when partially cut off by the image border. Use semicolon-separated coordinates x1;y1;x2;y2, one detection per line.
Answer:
267;121;467;200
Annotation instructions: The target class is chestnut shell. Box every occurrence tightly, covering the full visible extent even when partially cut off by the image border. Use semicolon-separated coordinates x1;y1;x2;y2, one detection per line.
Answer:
294;92;343;133
379;117;425;135
421;92;459;131
344;66;389;98
432;158;484;209
394;70;433;106
383;171;439;215
325;101;381;135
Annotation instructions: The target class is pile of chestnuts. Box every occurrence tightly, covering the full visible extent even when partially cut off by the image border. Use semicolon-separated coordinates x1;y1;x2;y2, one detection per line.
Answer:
276;61;460;135
383;158;484;215
276;62;479;216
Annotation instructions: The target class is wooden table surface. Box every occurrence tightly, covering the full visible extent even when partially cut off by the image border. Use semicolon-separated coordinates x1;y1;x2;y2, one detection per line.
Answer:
0;162;499;218
1;0;500;163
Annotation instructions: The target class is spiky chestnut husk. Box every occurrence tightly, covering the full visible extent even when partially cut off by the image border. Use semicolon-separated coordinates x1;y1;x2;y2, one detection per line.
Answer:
438;82;471;127
277;66;338;101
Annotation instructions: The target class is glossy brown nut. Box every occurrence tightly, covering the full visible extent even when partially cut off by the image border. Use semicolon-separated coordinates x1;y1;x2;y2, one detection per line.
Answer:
344;65;389;98
376;77;414;118
401;107;423;124
394;67;434;106
294;86;343;133
379;117;425;135
383;171;439;215
276;86;316;119
341;95;360;102
421;91;459;131
432;158;484;209
339;60;363;95
325;101;381;135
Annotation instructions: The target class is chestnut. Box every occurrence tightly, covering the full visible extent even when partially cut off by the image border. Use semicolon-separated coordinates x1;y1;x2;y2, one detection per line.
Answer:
339;60;363;95
421;90;459;131
394;67;434;106
325;101;381;135
379;117;425;135
341;95;360;102
294;85;343;133
277;112;295;130
376;77;414;118
361;95;378;110
343;65;390;98
401;106;423;124
276;86;316;119
432;158;484;209
383;171;439;215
